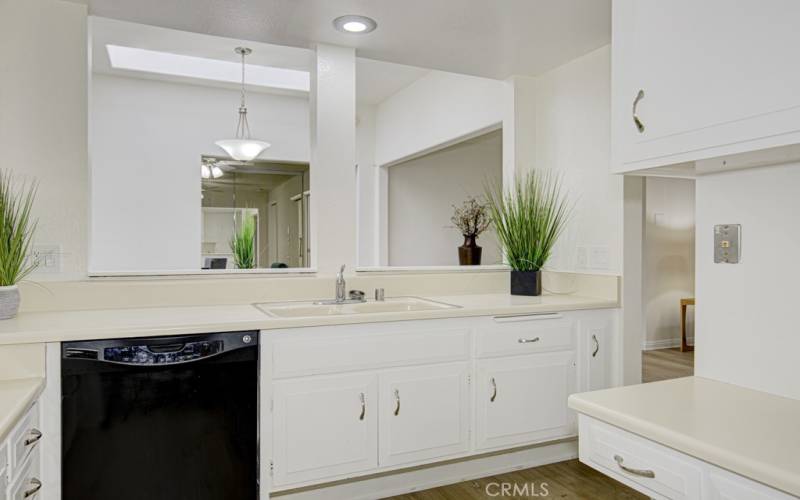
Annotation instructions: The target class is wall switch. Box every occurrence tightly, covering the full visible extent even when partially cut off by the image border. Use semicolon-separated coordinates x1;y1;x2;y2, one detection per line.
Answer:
589;245;611;270
576;246;588;269
32;245;62;274
714;224;741;263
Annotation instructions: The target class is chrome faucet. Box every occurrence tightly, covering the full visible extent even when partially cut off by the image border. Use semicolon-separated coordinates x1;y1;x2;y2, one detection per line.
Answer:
335;264;347;303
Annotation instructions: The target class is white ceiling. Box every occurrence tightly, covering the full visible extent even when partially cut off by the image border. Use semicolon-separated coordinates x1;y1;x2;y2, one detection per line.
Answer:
87;0;611;79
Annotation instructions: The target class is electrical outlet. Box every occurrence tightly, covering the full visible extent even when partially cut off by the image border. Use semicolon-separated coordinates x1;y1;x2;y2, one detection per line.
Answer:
32;245;62;274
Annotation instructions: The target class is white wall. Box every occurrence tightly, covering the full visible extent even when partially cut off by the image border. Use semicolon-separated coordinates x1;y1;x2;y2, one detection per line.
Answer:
0;0;88;280
528;46;623;276
387;131;502;267
643;177;695;349
356;105;379;267
90;73;309;272
695;163;800;400
374;71;506;167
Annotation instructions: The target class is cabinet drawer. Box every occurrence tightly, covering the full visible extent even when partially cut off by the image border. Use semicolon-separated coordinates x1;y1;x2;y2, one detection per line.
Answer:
7;448;41;500
7;404;40;480
272;328;471;378
579;415;702;500
476;313;574;358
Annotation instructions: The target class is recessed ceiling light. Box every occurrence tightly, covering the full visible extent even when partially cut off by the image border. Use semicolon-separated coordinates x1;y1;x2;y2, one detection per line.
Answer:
333;15;377;34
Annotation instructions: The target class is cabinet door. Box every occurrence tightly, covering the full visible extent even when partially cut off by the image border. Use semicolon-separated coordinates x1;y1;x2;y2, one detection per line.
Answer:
476;351;576;451
378;363;470;467
613;0;800;173
578;312;614;392
273;373;378;486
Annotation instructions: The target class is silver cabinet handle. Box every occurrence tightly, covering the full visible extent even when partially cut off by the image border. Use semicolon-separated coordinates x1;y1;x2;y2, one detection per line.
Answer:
592;334;599;358
24;428;43;447
614;455;655;478
23;478;42;498
633;89;645;133
359;392;365;421
518;337;540;344
393;389;400;416
490;377;497;402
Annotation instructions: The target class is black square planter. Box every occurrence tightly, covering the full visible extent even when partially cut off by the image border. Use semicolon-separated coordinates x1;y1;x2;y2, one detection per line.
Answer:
510;270;542;296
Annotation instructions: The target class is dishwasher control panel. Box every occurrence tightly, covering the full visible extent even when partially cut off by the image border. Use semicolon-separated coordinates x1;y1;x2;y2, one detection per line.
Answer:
103;340;224;365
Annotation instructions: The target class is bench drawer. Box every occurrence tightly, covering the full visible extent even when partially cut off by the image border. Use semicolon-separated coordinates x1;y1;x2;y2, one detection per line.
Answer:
7;447;41;500
476;313;575;358
579;415;703;500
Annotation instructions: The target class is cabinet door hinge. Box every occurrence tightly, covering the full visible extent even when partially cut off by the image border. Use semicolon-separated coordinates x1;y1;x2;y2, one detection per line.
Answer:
270;460;274;476
467;374;471;385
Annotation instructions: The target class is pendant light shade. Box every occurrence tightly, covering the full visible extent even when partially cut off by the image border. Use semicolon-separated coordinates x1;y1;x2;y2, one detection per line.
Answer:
215;47;271;161
215;139;271;161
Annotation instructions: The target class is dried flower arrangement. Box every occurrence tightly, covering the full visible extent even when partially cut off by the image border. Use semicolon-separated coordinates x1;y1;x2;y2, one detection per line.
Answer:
451;196;491;237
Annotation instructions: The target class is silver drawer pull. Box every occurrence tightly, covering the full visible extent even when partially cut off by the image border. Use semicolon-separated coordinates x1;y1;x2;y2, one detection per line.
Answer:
614;454;655;478
393;389;401;416
490;377;497;402
24;428;43;447
592;334;599;357
359;392;366;421
23;478;42;498
518;337;541;344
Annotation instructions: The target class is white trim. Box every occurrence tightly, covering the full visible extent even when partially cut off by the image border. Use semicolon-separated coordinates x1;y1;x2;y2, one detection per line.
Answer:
272;440;577;500
88;267;317;279
377;123;503;169
642;338;694;351
356;265;510;274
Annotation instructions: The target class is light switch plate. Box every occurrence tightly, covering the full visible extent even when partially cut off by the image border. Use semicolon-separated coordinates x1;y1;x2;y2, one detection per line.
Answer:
714;224;741;263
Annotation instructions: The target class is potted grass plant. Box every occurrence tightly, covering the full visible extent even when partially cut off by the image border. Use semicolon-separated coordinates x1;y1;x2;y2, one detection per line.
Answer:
486;170;571;296
0;171;38;319
230;213;256;269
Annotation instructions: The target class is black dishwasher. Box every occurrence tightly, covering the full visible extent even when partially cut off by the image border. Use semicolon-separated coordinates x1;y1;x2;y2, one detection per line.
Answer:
61;331;259;500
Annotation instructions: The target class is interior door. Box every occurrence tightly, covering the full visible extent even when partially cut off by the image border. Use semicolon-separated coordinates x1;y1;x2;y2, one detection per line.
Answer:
378;363;470;467
272;373;378;486
476;351;576;451
614;0;800;170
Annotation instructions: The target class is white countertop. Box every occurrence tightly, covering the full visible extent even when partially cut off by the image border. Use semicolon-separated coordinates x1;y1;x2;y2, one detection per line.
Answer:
569;376;800;497
0;293;617;345
0;378;44;442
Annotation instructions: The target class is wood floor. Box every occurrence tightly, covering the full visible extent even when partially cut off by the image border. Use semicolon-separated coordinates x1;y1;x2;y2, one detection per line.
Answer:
642;347;694;383
384;459;647;499
383;349;694;500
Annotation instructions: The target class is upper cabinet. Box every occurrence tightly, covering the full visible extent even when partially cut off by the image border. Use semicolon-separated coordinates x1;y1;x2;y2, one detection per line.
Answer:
612;0;800;174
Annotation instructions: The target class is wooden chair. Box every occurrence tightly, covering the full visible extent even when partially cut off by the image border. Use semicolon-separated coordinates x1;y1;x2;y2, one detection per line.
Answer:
680;298;695;352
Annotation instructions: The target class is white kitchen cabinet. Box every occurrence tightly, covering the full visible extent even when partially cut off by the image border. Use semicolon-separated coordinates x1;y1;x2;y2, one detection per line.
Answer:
475;351;576;451
706;469;796;500
1;402;42;500
272;373;378;486
612;0;800;174
577;311;614;392
378;363;470;467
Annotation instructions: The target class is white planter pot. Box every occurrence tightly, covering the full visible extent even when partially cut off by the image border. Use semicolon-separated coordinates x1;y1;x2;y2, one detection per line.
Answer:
0;285;20;320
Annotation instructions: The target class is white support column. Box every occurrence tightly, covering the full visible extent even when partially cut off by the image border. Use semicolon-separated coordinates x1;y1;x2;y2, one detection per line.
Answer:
309;44;357;274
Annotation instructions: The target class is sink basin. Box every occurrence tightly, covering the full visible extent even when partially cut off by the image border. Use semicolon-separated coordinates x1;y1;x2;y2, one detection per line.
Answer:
254;296;460;318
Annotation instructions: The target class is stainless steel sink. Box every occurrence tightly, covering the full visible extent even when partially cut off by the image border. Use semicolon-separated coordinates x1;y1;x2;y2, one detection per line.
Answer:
254;296;460;318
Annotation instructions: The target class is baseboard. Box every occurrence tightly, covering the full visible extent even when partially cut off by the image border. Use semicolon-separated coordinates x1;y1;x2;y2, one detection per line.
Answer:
642;338;694;351
271;439;578;500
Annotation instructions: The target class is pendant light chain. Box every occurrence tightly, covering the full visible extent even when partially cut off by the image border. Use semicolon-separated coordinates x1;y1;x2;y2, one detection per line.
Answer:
236;47;252;140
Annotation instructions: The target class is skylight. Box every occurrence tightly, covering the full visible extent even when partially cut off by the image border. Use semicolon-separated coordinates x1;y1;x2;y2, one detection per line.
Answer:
105;45;310;92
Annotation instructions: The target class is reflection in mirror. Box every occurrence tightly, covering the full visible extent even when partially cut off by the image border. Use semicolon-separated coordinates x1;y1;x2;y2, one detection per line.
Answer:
355;58;507;268
201;157;310;270
88;17;312;274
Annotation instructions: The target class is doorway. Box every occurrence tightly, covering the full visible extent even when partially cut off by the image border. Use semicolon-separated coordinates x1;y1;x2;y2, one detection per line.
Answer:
641;177;696;382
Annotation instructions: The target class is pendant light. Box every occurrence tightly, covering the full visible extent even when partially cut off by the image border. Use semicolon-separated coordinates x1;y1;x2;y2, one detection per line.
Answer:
215;47;270;161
